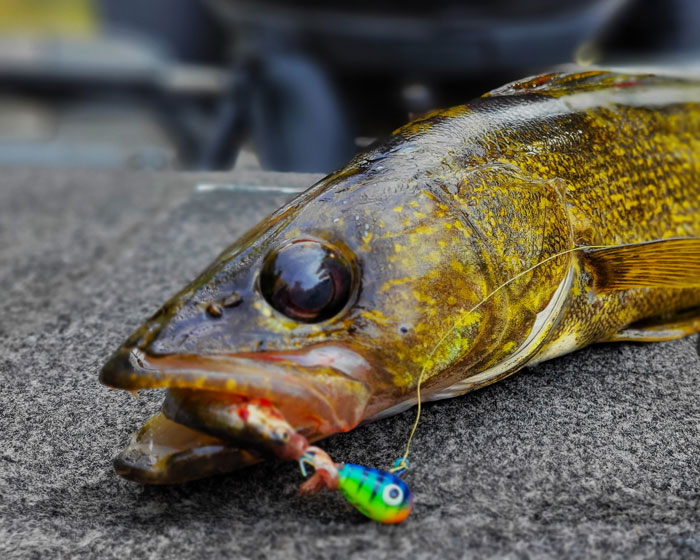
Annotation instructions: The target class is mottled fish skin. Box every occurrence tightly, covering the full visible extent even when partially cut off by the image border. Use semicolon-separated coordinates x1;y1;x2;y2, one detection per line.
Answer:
470;72;700;377
101;71;700;481
405;70;700;397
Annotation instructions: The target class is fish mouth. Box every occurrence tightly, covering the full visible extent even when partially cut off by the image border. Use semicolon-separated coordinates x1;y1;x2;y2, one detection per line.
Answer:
101;344;373;483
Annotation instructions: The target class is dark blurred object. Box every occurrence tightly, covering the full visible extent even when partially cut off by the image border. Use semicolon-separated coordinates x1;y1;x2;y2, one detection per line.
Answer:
208;0;700;172
99;0;225;64
0;0;698;172
600;0;700;56
206;0;634;172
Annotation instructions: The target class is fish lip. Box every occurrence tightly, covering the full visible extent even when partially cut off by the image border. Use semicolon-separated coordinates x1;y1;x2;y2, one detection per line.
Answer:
100;344;373;434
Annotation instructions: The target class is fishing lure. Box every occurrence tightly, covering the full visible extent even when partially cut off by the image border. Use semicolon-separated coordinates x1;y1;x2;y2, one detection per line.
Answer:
298;448;413;524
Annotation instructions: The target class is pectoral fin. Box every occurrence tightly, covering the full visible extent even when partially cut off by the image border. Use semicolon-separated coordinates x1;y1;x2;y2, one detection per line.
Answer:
608;307;700;342
583;237;700;294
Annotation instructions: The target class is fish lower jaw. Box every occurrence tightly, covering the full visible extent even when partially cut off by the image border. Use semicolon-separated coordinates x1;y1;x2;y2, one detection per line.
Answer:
113;412;263;484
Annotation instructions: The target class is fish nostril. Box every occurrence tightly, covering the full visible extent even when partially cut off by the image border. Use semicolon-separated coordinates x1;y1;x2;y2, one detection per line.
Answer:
221;293;242;308
206;302;223;318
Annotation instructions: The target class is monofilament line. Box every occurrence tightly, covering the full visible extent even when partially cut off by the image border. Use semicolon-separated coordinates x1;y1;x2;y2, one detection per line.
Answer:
390;243;611;472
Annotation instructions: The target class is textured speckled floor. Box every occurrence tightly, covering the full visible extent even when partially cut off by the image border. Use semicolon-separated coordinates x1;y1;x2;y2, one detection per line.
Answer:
1;170;699;559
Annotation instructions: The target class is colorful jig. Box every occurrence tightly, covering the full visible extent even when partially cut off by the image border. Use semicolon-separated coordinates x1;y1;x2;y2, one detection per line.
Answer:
299;448;413;524
337;463;413;524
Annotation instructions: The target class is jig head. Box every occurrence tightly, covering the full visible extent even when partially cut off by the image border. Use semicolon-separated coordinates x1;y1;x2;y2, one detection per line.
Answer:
298;447;413;524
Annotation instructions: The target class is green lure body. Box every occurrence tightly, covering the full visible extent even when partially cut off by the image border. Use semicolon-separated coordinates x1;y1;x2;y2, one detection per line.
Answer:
336;463;413;524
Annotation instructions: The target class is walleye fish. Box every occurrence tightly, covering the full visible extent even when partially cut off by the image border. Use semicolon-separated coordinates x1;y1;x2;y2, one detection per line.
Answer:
101;70;700;484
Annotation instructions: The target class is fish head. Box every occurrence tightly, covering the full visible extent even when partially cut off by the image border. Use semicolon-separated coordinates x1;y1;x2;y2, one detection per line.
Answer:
101;140;514;462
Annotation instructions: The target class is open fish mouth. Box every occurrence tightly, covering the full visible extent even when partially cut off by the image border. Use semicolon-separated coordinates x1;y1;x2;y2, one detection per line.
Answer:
100;344;373;483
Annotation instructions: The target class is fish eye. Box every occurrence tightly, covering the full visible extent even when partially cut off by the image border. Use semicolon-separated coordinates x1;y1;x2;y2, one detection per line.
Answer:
382;483;404;506
260;239;354;323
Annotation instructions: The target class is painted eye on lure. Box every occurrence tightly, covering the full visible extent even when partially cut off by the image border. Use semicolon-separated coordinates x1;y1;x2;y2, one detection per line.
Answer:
337;463;413;524
259;239;354;323
381;483;405;507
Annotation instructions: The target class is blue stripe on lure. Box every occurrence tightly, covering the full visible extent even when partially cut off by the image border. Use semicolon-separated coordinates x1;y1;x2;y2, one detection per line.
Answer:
337;463;413;524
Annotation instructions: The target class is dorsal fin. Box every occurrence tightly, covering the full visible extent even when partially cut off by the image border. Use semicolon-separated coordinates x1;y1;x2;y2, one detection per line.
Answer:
483;70;691;99
582;238;700;293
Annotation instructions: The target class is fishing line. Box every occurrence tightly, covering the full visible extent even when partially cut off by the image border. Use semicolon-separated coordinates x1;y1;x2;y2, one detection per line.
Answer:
389;243;612;473
298;243;612;523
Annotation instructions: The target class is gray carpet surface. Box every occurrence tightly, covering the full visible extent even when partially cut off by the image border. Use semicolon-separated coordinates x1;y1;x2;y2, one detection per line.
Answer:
1;170;699;559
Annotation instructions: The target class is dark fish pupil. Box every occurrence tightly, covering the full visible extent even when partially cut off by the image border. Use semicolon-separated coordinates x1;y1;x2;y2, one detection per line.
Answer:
388;487;400;500
289;274;332;312
260;240;353;323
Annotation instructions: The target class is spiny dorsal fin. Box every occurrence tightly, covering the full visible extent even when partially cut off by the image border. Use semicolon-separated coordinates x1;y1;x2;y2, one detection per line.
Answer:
583;238;700;293
483;70;691;99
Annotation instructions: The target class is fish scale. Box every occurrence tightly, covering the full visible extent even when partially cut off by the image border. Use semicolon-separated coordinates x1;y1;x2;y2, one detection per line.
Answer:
475;93;700;355
414;74;700;372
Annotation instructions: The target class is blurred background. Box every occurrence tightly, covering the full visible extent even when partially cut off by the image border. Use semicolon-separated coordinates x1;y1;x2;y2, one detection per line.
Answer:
0;0;698;173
